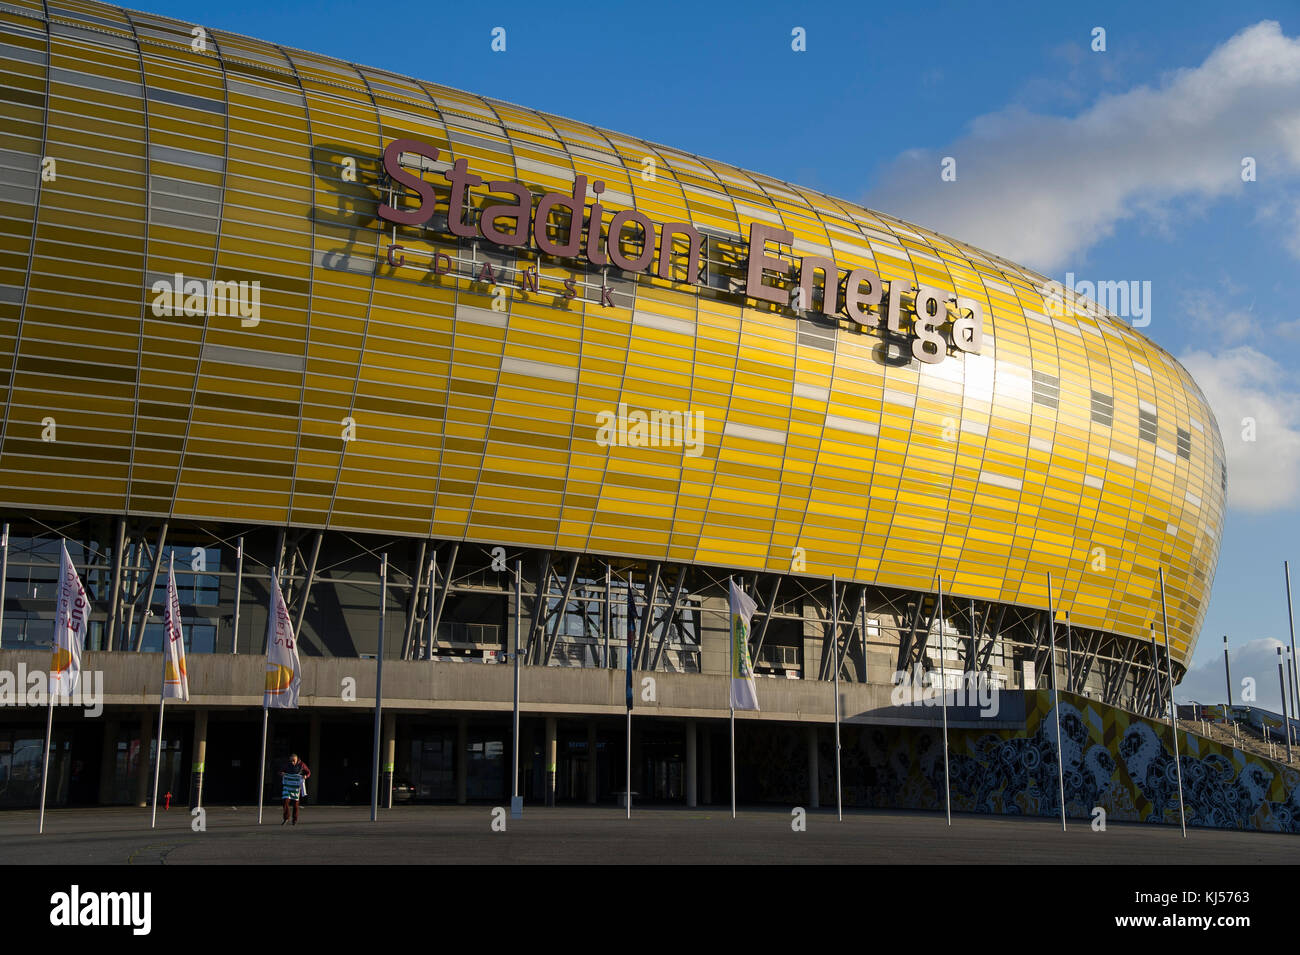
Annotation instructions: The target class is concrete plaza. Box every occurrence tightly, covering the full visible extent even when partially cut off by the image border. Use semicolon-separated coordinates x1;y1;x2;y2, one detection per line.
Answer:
1;805;1295;865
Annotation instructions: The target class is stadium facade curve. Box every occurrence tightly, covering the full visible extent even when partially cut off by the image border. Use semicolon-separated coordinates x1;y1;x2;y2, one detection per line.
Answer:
0;0;1232;816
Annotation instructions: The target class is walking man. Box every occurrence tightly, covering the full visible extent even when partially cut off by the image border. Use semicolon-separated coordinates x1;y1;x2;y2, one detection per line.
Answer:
280;753;311;826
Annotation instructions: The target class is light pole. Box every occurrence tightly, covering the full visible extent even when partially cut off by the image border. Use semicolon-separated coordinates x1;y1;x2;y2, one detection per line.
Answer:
511;558;523;818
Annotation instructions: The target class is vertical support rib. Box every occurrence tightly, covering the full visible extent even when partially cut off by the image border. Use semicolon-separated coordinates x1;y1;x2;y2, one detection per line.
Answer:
526;551;552;665
650;564;688;671
430;542;457;649
635;562;661;669
750;576;780;662
105;516;126;653
399;538;427;660
541;552;581;666
292;529;323;639
131;520;168;651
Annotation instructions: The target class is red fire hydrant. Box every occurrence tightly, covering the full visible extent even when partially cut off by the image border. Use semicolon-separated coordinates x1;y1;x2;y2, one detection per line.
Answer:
164;791;172;811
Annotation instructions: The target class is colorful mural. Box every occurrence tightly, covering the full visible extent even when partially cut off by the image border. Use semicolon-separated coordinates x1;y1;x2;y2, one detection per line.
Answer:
739;690;1300;832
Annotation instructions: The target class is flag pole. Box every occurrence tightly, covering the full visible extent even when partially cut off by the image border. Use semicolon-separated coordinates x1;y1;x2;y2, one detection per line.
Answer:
1223;634;1232;713
370;552;387;822
232;536;243;654
1285;562;1299;747
256;704;268;825
626;570;634;820
151;695;165;828
1158;566;1186;837
1046;571;1066;831
1279;649;1293;762
831;574;842;822
150;552;177;829
937;574;950;826
511;558;521;818
0;523;9;650
729;575;736;820
38;690;54;834
41;542;85;834
625;704;632;820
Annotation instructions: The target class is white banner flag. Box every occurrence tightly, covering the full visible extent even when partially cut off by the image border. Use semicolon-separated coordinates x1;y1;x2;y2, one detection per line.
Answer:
163;556;189;701
51;542;88;698
264;573;301;708
729;579;759;711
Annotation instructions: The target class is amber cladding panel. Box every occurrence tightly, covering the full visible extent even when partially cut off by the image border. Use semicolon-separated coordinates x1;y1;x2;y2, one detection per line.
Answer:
0;1;1225;667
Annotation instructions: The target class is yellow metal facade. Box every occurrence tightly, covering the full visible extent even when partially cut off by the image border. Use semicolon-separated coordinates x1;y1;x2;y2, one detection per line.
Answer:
0;1;1224;666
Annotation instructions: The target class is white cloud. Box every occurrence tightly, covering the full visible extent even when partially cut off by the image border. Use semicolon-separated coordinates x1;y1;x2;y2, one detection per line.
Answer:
1179;346;1300;511
867;21;1300;272
1176;637;1294;714
1180;284;1260;344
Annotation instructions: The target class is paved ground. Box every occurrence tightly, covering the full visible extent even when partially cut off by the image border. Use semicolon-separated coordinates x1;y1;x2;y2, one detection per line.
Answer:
1;804;1297;864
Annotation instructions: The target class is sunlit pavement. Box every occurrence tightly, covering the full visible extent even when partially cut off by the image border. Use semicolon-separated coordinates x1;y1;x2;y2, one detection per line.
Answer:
1;804;1296;864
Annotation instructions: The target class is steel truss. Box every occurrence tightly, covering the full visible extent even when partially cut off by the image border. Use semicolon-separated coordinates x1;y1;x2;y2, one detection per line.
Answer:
0;515;1184;711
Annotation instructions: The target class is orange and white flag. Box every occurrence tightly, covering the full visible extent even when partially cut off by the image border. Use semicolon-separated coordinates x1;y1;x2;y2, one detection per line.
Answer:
264;573;301;708
51;542;88;698
163;554;189;701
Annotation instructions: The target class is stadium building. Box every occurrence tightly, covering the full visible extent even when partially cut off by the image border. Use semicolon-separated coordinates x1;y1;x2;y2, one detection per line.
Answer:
0;0;1247;824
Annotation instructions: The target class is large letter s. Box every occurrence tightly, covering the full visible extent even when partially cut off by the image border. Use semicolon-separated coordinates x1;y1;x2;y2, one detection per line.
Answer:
377;139;440;227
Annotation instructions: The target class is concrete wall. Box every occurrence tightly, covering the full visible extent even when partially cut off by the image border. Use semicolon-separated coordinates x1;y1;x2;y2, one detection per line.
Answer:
0;650;1024;728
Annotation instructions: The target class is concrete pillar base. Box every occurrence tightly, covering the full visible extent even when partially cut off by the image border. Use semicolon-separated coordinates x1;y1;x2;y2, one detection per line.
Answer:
456;716;468;805
545;716;557;807
586;719;598;805
685;720;697;808
189;709;208;810
807;724;820;810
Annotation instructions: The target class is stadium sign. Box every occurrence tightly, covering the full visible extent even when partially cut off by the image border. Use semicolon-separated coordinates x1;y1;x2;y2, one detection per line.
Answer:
376;139;983;364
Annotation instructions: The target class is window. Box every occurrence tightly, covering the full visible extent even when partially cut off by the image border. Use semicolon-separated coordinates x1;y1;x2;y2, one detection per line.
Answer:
1090;391;1113;427
1138;405;1158;443
1032;371;1059;409
1176;428;1191;459
700;229;747;293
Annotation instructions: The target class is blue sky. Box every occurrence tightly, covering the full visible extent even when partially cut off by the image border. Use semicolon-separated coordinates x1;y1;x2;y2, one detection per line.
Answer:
140;0;1300;709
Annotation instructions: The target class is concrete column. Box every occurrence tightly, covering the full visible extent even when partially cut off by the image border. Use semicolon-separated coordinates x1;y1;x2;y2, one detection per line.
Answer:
522;721;535;800
685;720;697;808
98;719;118;804
189;709;208;810
135;709;153;808
382;712;396;810
702;727;712;805
586;720;598;804
807;724;820;809
308;712;321;799
545;716;557;807
631;721;643;798
456;716;468;805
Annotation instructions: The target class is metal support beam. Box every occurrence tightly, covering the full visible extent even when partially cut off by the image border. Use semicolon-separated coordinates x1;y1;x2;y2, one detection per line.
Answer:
292;530;323;640
635;562;661;670
541;552;581;666
896;595;930;677
834;586;866;678
1029;612;1046;680
526;551;553;665
430;542;457;650
104;517;126;653
1076;629;1101;691
131;521;168;651
750;576;781;662
979;604;1005;671
650;565;688;671
274;527;286;581
898;591;940;676
399;539;427;660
